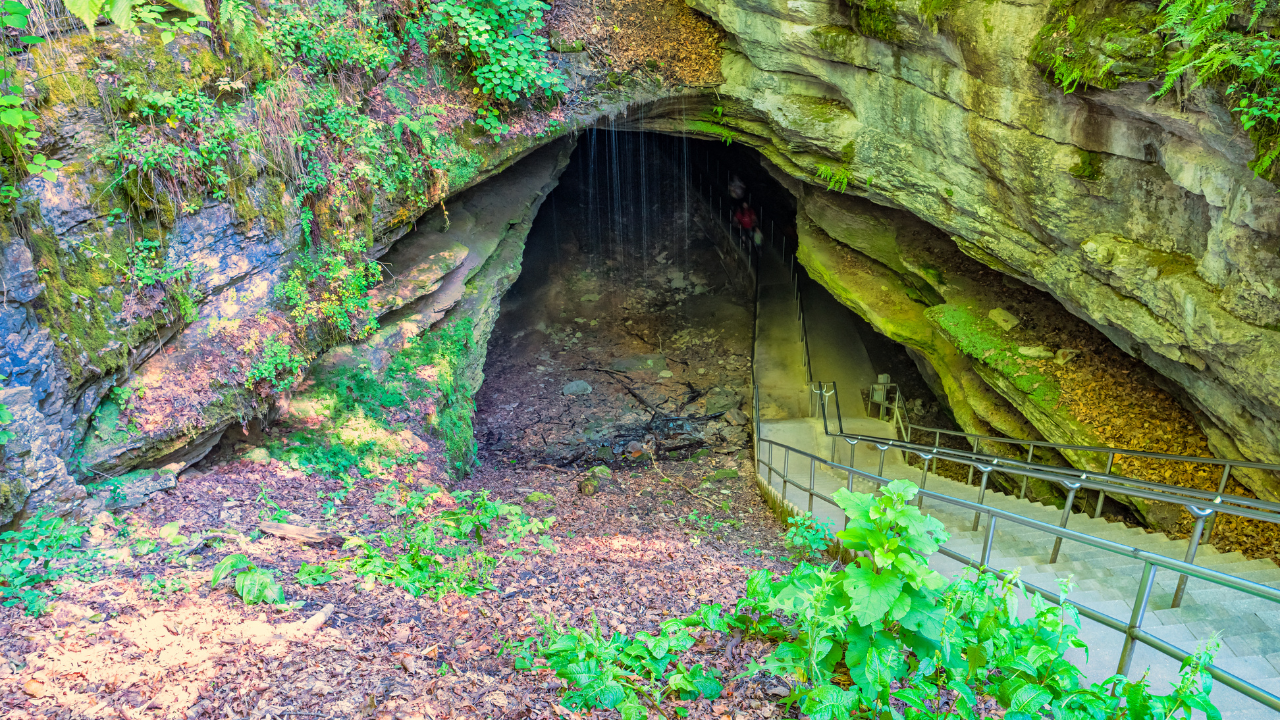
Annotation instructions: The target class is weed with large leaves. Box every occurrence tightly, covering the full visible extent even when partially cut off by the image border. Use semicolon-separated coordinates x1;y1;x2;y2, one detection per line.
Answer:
522;614;723;720
0;511;96;616
527;480;1222;719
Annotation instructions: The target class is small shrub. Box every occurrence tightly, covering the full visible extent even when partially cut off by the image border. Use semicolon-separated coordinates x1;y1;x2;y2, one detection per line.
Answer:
523;614;722;717
243;334;306;393
411;0;566;103
633;480;1223;720
783;511;833;560
274;209;381;343
0;511;94;615
210;553;287;605
265;0;404;74
295;562;334;586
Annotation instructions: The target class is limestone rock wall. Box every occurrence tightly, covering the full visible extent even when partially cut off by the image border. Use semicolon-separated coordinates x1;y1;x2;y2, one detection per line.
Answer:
684;0;1280;498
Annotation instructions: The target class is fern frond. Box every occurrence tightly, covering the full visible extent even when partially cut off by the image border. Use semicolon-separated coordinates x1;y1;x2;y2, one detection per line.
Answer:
220;0;261;53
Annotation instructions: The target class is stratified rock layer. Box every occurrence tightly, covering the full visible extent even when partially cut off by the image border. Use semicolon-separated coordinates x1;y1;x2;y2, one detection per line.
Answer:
683;0;1280;498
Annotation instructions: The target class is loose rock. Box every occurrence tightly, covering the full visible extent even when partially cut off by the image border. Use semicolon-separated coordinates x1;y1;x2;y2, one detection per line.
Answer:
988;307;1020;331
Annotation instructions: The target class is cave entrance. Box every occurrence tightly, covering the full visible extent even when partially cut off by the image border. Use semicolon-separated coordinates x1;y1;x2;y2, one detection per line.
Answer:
473;130;944;471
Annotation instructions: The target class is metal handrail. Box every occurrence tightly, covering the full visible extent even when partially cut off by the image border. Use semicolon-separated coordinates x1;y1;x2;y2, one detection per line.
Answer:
811;379;1280;606
748;243;1280;714
908;422;1280;475
752;424;1280;713
821;381;1280;518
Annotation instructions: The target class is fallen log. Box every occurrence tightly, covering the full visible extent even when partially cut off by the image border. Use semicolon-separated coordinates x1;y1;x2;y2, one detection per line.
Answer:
259;522;342;545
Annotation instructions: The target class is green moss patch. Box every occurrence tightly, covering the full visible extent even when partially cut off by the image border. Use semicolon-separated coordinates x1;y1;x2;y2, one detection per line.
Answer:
1030;0;1164;92
24;223;174;385
274;318;481;480
851;0;901;42
926;304;1062;410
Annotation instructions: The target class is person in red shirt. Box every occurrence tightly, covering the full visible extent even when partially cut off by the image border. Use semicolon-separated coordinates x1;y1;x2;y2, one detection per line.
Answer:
733;202;757;237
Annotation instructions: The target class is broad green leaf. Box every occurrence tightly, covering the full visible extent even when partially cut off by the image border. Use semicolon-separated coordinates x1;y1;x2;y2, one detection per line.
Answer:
591;679;626;709
685;664;722;700
947;679;978;720
800;685;861;720
235;569;285;605
210;553;254;587
965;643;987;679
842;564;905;626
616;697;645;720
159;521;183;544
1007;682;1052;714
164;0;210;19
62;0;104;34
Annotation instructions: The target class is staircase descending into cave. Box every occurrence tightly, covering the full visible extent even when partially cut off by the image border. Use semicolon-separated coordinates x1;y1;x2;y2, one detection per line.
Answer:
750;241;1280;719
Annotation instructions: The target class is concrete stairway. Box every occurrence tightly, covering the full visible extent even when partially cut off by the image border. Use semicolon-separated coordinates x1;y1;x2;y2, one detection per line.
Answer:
921;473;1280;718
750;248;1280;718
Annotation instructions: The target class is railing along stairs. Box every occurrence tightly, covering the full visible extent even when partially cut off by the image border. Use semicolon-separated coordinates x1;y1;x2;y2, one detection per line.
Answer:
752;245;1280;714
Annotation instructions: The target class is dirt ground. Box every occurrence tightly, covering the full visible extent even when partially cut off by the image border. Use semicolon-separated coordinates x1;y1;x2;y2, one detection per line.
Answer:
0;134;790;720
0;440;800;720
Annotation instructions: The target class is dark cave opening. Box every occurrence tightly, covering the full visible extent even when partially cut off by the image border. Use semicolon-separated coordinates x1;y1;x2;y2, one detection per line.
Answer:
473;129;950;466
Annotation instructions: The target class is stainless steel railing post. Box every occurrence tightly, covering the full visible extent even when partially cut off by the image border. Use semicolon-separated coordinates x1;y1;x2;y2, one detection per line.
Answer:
972;469;991;531
1205;463;1232;544
808;457;816;514
1049;481;1082;564
876;444;887;477
966;436;979;485
1095;452;1115;519
782;448;790;496
918;454;931;509
980;515;998;567
1171;507;1214;609
1020;445;1035;499
1118;560;1158;676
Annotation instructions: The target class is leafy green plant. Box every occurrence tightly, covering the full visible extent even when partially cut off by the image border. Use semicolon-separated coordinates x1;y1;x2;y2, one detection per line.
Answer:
142;573;191;599
210;553;287;605
315;487;552;599
64;0;211;38
667;480;1222;720
25;154;63;182
1153;0;1280;180
295;562;334;586
415;0;566;103
256;484;290;522
1;378;15;444
243;333;306;393
0;2;49;203
336;524;496;599
94;87;246;215
528;613;722;718
1033;0;1280;182
816;164;852;193
274;208;381;342
783;511;833;560
435;489;522;544
265;0;404;74
130;2;211;43
0;511;94;615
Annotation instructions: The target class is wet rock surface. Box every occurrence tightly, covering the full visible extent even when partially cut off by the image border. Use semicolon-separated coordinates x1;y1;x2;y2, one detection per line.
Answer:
475;137;756;469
